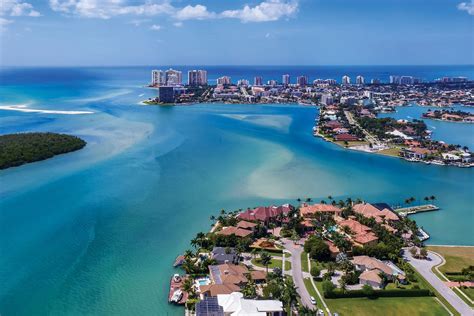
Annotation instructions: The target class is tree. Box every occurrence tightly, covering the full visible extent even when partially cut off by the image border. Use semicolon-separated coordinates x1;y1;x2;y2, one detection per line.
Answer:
182;277;196;299
409;247;417;257
242;276;257;298
327;195;333;200
305;237;331;262
260;252;273;273
310;266;321;278
321;280;336;297
362;284;375;298
339;277;348;293
251;248;258;259
282;278;299;315
290;230;300;244
420;248;428;259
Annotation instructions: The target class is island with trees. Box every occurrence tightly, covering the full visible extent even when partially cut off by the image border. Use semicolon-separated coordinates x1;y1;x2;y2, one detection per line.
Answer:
0;132;86;170
422;109;474;123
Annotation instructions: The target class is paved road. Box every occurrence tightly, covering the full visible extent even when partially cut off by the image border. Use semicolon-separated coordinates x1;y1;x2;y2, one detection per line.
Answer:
403;249;473;316
281;239;315;309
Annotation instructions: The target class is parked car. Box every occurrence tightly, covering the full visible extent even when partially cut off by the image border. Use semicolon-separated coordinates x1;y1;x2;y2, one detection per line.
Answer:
310;296;316;305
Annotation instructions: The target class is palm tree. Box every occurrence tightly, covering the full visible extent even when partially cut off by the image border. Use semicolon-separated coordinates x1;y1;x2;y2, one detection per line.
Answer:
220;209;226;215
260;252;273;273
424;196;430;203
190;237;199;249
182;277;196;299
327;195;333;200
430;195;436;201
210;215;215;222
320;200;327;204
184;249;194;259
306;197;312;202
339;277;348;293
296;198;302;202
282;278;299;315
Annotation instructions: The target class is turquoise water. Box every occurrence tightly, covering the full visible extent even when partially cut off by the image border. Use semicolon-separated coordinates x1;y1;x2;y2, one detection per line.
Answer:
0;67;473;315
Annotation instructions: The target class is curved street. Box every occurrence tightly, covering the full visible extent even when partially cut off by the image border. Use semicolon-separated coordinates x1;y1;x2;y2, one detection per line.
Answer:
403;249;473;316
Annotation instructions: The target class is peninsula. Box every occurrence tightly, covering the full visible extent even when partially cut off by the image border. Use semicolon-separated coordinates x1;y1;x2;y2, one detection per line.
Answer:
422;109;474;123
170;197;471;316
0;132;86;169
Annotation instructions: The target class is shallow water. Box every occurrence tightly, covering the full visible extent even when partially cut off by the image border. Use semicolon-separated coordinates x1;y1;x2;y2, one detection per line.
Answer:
0;67;473;315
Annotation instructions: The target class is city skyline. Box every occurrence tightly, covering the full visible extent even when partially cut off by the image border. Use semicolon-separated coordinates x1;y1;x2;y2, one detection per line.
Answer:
1;0;473;66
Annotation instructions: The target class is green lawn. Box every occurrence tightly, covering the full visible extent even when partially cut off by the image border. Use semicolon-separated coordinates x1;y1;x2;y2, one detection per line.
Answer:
459;287;474;301
427;246;474;273
251;258;282;269
303;278;326;313
301;252;309;272
377;147;401;157
324;297;449;316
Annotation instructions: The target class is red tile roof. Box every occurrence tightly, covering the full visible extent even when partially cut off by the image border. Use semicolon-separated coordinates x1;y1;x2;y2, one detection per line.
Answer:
217;226;253;238
237;204;293;222
300;204;342;217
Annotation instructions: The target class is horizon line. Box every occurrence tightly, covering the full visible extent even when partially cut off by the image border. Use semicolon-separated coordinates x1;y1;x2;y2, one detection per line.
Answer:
1;64;474;68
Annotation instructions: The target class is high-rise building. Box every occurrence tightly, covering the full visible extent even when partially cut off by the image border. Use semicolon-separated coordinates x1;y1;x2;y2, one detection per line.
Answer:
282;74;290;86
321;94;334;105
400;76;414;85
159;86;175;103
267;80;277;86
389;75;401;84
297;75;308;87
217;76;231;85
187;70;207;86
371;78;381;84
356;75;365;85
165;68;182;86
237;79;249;86
342;75;351;85
151;69;165;86
254;76;263;86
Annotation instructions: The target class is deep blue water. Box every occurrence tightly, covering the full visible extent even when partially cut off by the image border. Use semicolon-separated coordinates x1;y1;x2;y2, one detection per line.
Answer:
0;66;473;315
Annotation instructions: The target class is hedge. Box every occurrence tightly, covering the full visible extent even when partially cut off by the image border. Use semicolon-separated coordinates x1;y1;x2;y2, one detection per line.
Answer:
324;289;433;299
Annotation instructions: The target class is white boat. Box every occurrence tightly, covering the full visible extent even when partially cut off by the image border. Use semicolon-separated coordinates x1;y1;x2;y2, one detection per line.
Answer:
170;289;183;303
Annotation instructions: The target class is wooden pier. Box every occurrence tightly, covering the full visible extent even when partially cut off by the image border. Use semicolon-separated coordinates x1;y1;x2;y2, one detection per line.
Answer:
394;204;439;217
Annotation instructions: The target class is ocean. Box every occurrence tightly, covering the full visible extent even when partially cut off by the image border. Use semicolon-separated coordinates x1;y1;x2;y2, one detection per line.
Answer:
0;65;473;315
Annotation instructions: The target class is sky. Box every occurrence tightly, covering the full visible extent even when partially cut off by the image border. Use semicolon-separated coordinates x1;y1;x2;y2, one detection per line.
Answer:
0;0;473;66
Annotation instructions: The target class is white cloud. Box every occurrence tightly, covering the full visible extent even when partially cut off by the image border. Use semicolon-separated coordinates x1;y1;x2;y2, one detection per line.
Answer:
265;32;271;38
174;4;215;20
150;24;161;30
173;21;183;27
128;18;150;26
0;0;41;17
49;0;174;19
0;17;13;31
221;0;298;22
458;0;474;15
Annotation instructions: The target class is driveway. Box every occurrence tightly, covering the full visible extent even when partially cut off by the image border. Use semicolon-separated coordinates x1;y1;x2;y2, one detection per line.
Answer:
281;239;315;309
403;249;473;316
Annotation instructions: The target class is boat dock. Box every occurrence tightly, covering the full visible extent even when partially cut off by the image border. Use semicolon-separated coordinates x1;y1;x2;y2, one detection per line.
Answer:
168;274;188;305
394;204;439;217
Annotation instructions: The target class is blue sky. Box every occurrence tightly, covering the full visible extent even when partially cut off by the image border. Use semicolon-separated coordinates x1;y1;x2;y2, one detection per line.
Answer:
0;0;473;66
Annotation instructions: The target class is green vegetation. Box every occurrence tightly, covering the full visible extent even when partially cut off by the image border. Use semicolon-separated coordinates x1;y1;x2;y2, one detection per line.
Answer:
324;297;449;316
0;132;86;169
251;257;282;270
301;251;309;272
427;246;474;274
303;278;326;312
459;287;474;301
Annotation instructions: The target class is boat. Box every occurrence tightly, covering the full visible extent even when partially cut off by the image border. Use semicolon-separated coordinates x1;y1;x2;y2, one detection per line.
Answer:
170;289;183;303
173;255;185;267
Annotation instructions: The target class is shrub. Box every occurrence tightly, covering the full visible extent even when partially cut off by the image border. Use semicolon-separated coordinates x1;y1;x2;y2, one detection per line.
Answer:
310;266;321;278
321;280;336;296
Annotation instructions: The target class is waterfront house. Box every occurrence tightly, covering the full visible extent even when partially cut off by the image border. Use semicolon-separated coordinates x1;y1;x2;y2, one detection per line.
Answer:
196;296;224;316
353;202;399;223
217;227;253;238
334;133;359;142
236;220;257;231
300;203;342;217
211;247;238;265
352;255;406;288
336;218;379;247
237;204;294;224
250;238;280;252
217;292;284;316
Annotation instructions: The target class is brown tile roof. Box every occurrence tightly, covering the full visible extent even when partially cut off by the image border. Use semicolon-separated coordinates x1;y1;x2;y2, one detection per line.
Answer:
237;204;293;222
210;264;249;285
353;203;399;222
250;270;267;281
359;269;382;284
199;284;241;297
300;204;342;217
352;256;393;275
217;226;253;238
236;220;257;229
